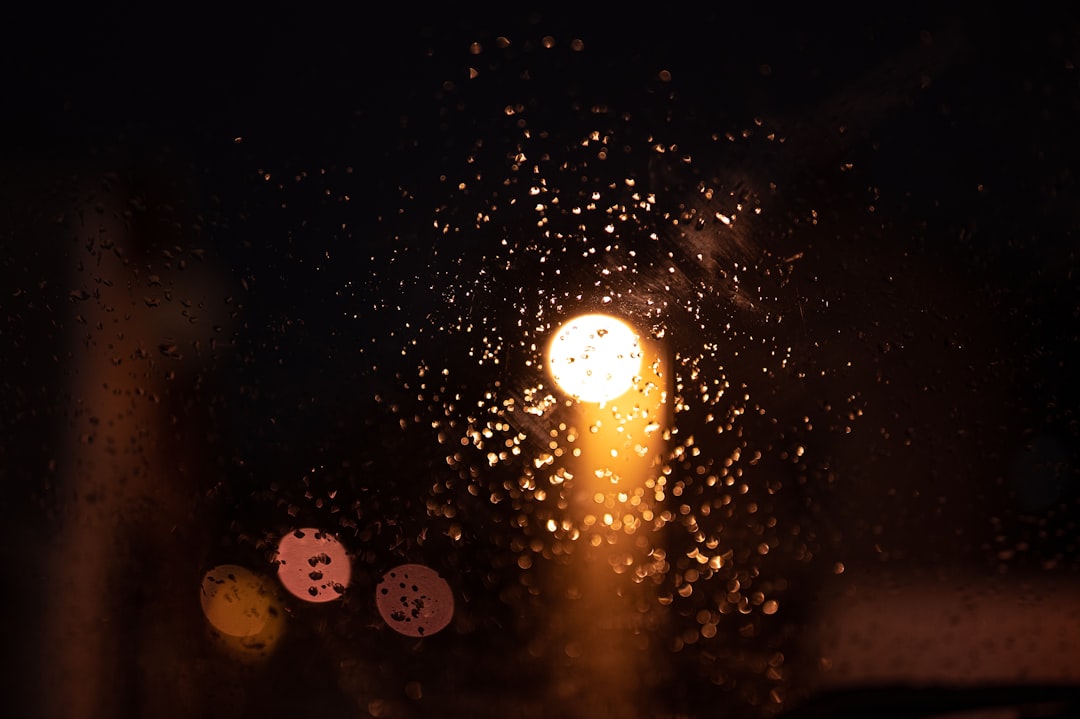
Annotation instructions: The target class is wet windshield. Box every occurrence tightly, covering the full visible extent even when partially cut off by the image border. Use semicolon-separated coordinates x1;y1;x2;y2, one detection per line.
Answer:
2;6;1078;719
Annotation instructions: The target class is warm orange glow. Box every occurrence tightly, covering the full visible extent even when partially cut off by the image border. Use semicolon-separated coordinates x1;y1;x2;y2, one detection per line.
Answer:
200;564;285;661
274;528;351;603
540;313;671;716
565;325;669;526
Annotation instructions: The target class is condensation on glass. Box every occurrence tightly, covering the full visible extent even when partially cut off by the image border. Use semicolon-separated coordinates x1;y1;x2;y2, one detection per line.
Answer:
2;8;1079;719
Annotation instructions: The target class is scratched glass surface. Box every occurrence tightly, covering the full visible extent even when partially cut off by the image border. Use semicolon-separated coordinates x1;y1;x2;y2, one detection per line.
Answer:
1;7;1078;719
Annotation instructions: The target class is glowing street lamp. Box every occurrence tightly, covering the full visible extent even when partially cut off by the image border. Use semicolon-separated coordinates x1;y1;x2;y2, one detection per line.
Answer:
545;312;668;503
541;310;670;716
546;313;643;404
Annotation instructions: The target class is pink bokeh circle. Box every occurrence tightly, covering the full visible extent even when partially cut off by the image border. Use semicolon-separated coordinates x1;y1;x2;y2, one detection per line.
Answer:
375;563;454;637
274;528;351;603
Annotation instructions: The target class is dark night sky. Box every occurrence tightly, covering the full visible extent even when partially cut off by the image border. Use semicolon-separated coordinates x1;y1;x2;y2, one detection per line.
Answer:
1;7;1052;150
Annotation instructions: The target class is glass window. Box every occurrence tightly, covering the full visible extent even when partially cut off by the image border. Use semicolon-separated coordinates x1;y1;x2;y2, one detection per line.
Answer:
3;7;1079;719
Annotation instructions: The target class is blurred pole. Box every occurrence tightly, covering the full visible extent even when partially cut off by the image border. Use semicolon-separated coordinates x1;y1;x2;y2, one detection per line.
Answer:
41;165;230;719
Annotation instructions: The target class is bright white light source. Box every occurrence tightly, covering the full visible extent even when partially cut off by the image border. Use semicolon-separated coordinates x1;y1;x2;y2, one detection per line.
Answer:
547;313;642;403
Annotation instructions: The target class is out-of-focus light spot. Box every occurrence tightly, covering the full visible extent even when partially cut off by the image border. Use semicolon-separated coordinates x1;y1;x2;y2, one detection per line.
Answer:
199;564;285;661
274;528;351;603
201;564;274;637
547;313;642;403
375;563;454;637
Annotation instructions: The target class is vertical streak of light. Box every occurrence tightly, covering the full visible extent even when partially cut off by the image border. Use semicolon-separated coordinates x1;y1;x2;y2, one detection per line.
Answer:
549;329;670;717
